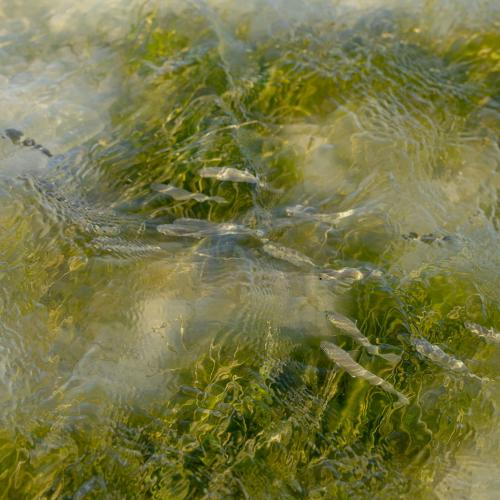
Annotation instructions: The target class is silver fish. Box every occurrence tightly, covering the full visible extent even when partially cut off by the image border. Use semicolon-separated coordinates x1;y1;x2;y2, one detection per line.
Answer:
157;218;263;239
319;268;364;283
90;236;162;257
151;183;227;204
198;167;259;184
321;341;409;406
262;242;316;268
285;204;359;224
410;337;470;374
284;205;317;217
465;322;500;344
326;312;401;365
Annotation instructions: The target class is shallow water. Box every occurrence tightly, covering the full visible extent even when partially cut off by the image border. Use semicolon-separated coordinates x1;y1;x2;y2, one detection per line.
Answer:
0;0;499;497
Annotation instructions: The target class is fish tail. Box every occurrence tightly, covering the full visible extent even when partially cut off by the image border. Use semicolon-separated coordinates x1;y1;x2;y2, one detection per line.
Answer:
379;352;402;365
366;345;401;365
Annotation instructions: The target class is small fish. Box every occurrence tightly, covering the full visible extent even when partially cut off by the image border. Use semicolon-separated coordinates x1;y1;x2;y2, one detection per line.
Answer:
90;236;162;257
2;128;53;157
326;312;401;364
319;267;364;283
285;204;360;224
262;242;316;268
151;183;227;203
285;205;317;217
403;232;452;244
465;322;500;344
157;218;263;239
285;205;367;226
199;167;259;184
410;337;472;375
321;341;409;406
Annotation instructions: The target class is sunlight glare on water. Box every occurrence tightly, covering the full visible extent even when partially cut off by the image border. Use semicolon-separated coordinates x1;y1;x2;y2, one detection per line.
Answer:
0;0;499;497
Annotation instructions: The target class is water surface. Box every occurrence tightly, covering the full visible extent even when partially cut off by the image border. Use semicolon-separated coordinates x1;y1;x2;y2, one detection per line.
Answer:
0;0;499;497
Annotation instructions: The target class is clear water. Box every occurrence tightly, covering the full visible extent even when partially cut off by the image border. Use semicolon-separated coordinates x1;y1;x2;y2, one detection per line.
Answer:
0;0;499;497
